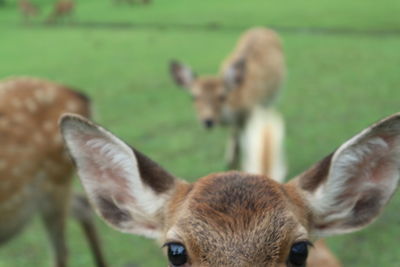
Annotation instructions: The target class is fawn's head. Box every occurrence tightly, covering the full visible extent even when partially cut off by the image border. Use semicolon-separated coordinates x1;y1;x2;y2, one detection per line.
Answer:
169;60;246;129
61;114;400;267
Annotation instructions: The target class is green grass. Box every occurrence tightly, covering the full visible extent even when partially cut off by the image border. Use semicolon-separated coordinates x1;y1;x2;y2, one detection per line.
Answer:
1;0;400;266
1;0;400;30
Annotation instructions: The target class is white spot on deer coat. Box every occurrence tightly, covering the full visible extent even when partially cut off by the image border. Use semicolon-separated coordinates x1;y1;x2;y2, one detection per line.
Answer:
34;89;47;102
25;99;37;112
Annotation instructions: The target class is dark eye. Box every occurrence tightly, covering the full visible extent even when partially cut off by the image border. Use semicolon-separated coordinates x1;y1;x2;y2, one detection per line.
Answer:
288;241;310;266
166;242;187;266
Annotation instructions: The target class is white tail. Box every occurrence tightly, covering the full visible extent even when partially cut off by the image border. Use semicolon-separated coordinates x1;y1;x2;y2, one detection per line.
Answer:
0;77;107;267
240;107;342;265
62;113;400;266
240;107;286;183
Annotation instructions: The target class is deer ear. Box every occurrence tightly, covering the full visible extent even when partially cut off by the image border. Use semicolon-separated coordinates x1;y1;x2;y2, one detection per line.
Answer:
169;60;196;88
223;58;246;91
60;114;177;239
292;114;400;237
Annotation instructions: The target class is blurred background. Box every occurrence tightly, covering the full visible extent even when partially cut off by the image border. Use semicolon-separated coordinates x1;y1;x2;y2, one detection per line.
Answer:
1;0;400;266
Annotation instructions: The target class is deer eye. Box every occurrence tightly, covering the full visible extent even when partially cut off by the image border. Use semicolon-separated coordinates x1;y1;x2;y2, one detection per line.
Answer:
288;241;310;266
166;242;187;266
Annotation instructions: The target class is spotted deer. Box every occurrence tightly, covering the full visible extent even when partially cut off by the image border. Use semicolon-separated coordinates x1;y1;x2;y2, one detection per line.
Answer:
61;112;400;266
170;27;286;169
0;77;107;267
18;0;40;23
47;0;74;23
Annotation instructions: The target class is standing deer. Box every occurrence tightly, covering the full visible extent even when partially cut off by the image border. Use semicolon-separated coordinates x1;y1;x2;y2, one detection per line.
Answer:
170;27;286;169
47;0;74;24
0;77;107;267
18;0;40;23
61;112;400;266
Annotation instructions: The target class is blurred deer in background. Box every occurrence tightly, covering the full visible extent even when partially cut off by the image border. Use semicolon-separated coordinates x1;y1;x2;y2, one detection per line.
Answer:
61;113;400;266
170;27;286;170
0;77;107;267
47;0;74;24
18;0;39;23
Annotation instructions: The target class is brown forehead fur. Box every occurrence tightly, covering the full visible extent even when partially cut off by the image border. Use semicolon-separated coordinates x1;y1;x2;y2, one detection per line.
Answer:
193;76;223;93
172;171;304;266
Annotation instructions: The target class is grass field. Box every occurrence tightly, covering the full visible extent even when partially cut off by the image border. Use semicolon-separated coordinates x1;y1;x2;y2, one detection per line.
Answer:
1;0;400;266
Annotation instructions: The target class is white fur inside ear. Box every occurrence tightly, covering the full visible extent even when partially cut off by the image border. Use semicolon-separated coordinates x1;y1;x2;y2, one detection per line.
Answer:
309;127;400;235
171;62;194;88
63;120;169;238
180;66;194;86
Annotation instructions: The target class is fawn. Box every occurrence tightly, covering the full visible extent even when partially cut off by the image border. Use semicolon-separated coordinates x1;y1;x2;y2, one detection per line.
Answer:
18;0;39;23
170;27;286;169
0;77;107;267
61;112;400;266
47;0;74;23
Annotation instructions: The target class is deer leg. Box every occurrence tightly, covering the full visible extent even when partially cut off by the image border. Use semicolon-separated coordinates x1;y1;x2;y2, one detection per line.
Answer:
71;193;108;267
39;184;70;267
225;129;241;170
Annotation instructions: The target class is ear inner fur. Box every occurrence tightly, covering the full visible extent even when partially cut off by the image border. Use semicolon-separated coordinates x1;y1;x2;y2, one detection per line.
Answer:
131;147;176;194
295;113;400;236
298;152;335;192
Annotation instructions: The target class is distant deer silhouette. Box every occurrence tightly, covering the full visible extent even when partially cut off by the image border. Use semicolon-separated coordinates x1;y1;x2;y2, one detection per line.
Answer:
18;0;39;24
47;0;74;24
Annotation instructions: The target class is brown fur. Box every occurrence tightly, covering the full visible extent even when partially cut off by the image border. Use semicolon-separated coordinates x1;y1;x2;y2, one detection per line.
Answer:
18;0;39;22
176;172;295;266
219;28;285;111
63;114;400;267
176;27;285;125
171;27;286;169
158;172;338;266
47;0;74;23
0;77;107;267
308;240;341;267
